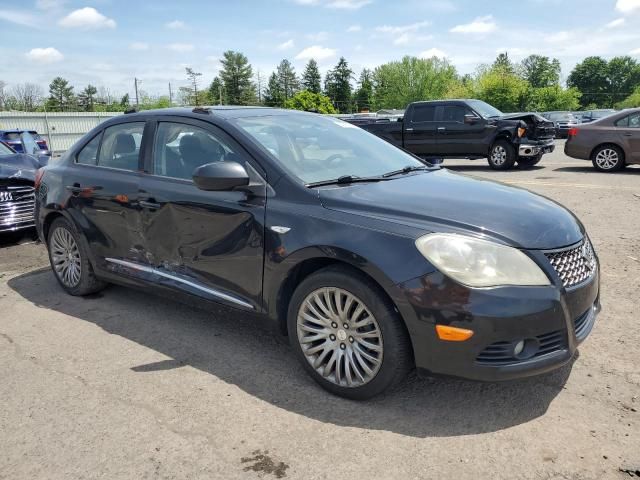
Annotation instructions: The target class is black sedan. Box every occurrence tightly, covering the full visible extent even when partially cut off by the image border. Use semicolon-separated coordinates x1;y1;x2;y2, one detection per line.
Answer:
35;107;600;399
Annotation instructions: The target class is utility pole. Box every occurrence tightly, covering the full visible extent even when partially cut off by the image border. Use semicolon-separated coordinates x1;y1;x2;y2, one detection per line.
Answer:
134;77;140;107
168;82;173;105
219;84;223;105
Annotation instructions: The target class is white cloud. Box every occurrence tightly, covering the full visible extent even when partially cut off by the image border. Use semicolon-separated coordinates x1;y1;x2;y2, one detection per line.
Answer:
58;7;116;29
376;21;430;35
450;15;496;34
293;0;371;9
604;18;625;28
347;24;362;32
277;39;295;50
616;0;640;13
295;45;337;60
129;42;149;51
419;48;447;59
25;47;64;64
167;43;194;52
0;10;38;27
165;20;185;29
631;47;640;55
36;0;67;9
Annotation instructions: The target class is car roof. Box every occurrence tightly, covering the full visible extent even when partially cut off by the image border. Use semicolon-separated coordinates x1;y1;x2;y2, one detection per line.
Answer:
0;129;38;134
122;106;312;120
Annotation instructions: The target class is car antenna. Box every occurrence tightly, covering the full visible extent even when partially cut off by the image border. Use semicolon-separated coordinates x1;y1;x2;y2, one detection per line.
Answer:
124;106;139;114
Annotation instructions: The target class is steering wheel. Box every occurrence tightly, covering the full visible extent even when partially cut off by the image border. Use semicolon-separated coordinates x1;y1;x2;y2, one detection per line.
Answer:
326;153;347;167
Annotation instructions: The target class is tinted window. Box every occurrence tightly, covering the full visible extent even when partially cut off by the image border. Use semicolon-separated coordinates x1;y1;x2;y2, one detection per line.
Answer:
153;122;235;180
411;105;436;123
21;132;39;154
0;142;13;155
97;122;144;171
442;105;472;123
3;132;20;141
616;113;640;128
76;133;102;165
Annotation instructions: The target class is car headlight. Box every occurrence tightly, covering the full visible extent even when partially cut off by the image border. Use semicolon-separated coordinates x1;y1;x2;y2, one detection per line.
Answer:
415;233;550;287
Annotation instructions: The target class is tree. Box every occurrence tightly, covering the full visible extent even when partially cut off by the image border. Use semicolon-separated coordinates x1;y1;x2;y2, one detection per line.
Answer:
276;59;299;103
10;83;44;111
567;56;610;108
47;77;75;111
372;56;459;109
78;84;98;111
301;59;322;94
525;86;581;112
208;77;224;105
473;65;529;112
219;50;257;105
120;94;130;107
353;69;374;111
263;72;282;107
0;81;7;110
520;55;561;88
184;67;203;106
284;90;337;113
607;56;640;106
325;57;353;113
493;52;515;75
616;85;640;108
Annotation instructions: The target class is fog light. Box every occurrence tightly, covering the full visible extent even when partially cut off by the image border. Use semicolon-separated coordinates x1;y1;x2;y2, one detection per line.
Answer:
513;340;525;356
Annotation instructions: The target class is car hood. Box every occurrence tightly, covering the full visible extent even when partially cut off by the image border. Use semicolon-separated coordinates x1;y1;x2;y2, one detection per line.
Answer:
0;154;39;182
319;169;584;250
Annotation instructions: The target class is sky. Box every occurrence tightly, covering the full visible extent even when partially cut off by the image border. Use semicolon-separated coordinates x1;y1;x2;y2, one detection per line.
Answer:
0;0;639;100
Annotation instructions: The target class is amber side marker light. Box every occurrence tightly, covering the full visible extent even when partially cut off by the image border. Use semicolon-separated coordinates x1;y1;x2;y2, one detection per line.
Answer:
436;325;474;342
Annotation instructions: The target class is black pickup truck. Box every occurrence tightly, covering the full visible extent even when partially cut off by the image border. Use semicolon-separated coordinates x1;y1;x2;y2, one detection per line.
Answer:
345;99;556;170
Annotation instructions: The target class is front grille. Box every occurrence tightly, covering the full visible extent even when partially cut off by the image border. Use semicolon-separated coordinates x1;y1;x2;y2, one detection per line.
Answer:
545;240;596;288
0;184;36;232
476;329;566;366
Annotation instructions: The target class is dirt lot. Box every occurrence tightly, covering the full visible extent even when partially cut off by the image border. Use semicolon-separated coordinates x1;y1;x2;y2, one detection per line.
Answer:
1;142;639;480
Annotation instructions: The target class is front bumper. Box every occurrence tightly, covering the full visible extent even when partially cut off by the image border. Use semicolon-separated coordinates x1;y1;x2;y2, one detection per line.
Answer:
394;258;599;382
518;139;555;157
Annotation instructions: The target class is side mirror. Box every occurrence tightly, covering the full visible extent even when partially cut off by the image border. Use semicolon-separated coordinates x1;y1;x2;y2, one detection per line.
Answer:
464;114;480;124
192;161;249;191
36;154;50;168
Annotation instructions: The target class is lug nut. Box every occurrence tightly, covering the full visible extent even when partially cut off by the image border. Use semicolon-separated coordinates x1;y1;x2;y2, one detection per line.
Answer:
331;322;338;328
349;336;354;343
343;323;349;329
340;343;346;350
330;334;336;341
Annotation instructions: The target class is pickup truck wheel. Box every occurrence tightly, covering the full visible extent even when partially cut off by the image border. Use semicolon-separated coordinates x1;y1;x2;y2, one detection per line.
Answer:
517;155;542;168
488;140;516;170
287;265;412;400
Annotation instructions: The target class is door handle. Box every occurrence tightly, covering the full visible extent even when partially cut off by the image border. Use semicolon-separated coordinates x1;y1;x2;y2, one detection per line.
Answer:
623;133;633;136
139;200;161;209
437;127;446;131
405;128;414;132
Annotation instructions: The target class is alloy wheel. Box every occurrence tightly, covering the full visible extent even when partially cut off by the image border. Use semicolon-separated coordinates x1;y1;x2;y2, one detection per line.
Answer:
50;227;82;288
296;287;383;388
491;145;507;165
594;148;619;170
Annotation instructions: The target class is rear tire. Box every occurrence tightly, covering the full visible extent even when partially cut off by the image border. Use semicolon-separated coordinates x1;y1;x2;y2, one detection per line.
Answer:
488;140;516;170
287;265;412;400
47;217;106;296
591;145;625;172
517;154;543;168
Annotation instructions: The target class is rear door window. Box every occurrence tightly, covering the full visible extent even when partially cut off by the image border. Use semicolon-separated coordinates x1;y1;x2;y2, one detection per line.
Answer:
97;122;145;171
411;105;436;123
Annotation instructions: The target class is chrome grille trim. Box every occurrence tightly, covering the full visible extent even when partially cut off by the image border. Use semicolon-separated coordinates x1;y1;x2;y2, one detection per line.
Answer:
544;239;596;288
0;185;36;232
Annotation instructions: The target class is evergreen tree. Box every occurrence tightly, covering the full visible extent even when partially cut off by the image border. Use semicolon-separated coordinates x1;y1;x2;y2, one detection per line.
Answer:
208;77;224;105
47;77;75;111
354;68;373;111
263;72;282;107
301;59;322;94
219;50;257;105
276;59;299;103
493;52;515;74
78;84;98;111
120;93;130;107
325;57;353;113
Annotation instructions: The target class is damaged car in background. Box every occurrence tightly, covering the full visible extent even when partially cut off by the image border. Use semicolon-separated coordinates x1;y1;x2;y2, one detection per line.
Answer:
0;141;48;234
344;99;556;169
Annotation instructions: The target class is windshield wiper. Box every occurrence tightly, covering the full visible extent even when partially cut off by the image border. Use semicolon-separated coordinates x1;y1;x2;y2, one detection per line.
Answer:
382;165;429;178
306;175;387;188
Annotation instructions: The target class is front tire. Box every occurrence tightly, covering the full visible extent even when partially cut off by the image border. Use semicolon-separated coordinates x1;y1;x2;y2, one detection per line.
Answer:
287;266;412;400
488;140;516;170
47;217;106;296
591;145;625;172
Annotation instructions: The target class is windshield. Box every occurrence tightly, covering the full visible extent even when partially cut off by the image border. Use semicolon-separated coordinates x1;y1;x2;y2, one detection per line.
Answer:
546;112;575;121
592;110;615;119
233;114;425;184
466;100;503;118
0;143;14;156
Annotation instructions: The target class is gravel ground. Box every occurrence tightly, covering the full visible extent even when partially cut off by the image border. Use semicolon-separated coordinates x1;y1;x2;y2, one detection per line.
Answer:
1;142;639;480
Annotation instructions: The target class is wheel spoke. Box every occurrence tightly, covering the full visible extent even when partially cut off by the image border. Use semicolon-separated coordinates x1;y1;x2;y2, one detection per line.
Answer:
49;226;82;288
